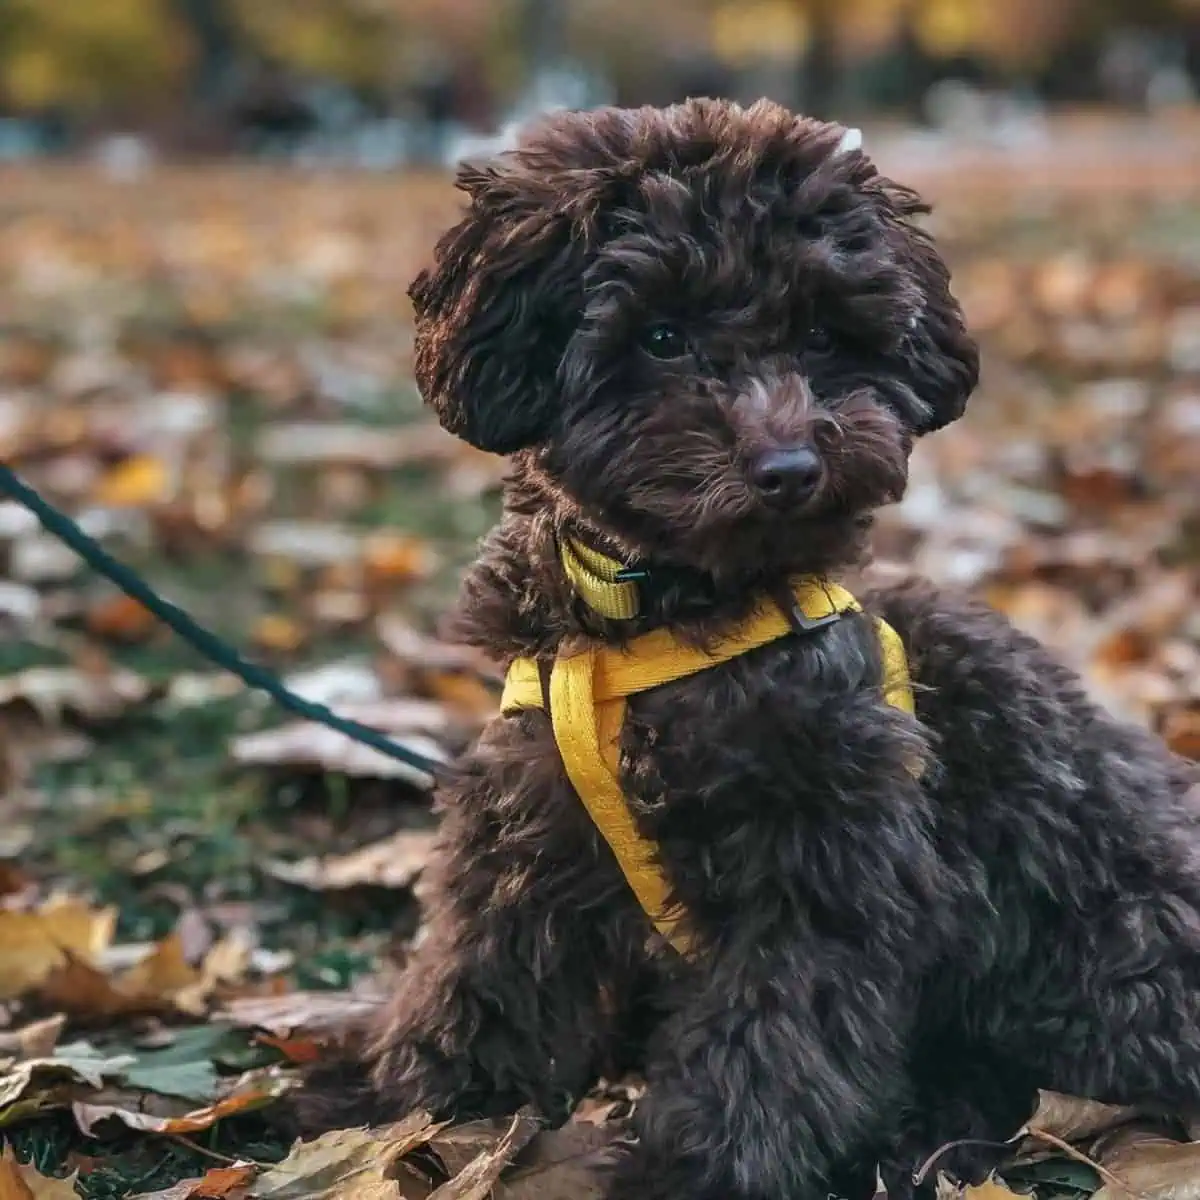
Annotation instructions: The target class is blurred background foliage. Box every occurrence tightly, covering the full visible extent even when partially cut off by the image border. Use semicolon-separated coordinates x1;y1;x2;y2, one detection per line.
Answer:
1;0;1200;160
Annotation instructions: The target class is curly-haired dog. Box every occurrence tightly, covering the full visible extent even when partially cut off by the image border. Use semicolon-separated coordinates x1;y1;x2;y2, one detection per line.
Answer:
295;100;1200;1200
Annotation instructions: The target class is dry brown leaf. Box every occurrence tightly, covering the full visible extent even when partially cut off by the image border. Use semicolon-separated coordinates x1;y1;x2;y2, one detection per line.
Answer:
267;830;437;891
72;1071;288;1137
1020;1089;1143;1147
362;533;437;584
376;618;503;683
0;900;117;1000
220;990;384;1041
1161;706;1200;761
0;1044;136;1112
231;702;450;787
0;666;153;726
248;1112;445;1199
129;1163;257;1200
427;1111;540;1200
37;933;206;1018
0;1148;80;1200
255;422;458;470
493;1122;622;1200
0;1017;66;1059
1091;1128;1200;1200
251;615;307;655
85;594;157;642
255;1035;321;1065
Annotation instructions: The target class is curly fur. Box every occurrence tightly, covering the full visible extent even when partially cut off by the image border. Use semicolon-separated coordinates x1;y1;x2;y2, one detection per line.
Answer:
293;99;1200;1200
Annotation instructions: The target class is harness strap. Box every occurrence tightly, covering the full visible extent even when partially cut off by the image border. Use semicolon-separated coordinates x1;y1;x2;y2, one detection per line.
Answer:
501;578;915;955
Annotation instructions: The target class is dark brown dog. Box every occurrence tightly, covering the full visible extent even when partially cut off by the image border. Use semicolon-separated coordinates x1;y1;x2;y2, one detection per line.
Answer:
296;100;1200;1200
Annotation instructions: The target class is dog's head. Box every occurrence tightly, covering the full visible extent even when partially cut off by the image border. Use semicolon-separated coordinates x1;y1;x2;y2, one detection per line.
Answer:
410;99;978;580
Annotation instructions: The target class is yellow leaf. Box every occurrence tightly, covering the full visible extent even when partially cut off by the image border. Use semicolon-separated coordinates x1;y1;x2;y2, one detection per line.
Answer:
363;532;436;584
0;900;116;1001
252;614;306;654
95;455;172;508
0;1147;79;1200
962;1183;1025;1200
37;933;205;1018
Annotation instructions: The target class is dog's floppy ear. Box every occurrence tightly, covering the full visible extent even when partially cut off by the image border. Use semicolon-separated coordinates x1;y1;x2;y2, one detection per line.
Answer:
875;182;980;435
408;162;587;454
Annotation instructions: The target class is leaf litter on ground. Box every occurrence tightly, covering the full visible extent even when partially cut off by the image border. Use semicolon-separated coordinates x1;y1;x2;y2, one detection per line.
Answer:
0;153;1196;1197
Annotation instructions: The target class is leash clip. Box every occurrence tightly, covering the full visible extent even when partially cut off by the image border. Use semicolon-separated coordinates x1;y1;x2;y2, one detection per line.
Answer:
786;603;842;635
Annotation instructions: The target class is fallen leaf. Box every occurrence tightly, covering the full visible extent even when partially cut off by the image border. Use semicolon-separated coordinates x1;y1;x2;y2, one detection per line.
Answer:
117;1025;235;1102
0;1016;66;1059
255;1035;321;1065
85;594;157;642
94;455;173;507
220;990;384;1041
0;666;153;726
363;533;437;584
1017;1088;1143;1149
251;615;307;655
0;900;117;1000
376;618;503;682
248;1113;445;1199
428;1111;540;1200
936;1177;1026;1200
37;932;207;1019
495;1122;626;1200
129;1163;257;1200
0;1148;80;1200
1161;706;1200;761
1092;1128;1200;1200
0;1043;135;1120
72;1068;289;1136
267;829;437;891
255;422;458;471
231;702;450;787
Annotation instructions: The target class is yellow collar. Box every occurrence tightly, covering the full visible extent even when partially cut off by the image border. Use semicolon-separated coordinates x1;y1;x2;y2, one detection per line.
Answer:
501;576;915;956
559;537;642;620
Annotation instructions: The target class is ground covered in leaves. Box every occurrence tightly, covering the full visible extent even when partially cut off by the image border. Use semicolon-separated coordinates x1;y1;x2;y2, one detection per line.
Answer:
0;154;1196;1198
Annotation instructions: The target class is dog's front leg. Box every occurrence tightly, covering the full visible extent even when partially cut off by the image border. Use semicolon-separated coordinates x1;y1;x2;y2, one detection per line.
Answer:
295;719;644;1131
604;936;911;1200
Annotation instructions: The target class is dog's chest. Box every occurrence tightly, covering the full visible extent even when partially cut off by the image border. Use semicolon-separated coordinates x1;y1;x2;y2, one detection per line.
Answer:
615;629;894;829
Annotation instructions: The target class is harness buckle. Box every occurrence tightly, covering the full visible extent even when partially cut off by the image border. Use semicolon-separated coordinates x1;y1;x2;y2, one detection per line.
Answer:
786;603;842;635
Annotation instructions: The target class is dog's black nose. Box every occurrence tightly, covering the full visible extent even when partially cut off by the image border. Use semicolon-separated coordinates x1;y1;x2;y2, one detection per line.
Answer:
752;445;823;499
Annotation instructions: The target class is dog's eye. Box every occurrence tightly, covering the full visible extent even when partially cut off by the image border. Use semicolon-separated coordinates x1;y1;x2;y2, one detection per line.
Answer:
640;325;689;361
808;324;834;354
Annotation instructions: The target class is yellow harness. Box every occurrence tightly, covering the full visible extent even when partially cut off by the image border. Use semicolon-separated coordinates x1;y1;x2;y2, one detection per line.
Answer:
500;541;915;955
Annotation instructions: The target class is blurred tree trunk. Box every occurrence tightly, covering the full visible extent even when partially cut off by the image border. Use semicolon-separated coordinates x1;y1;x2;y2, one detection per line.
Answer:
172;0;238;105
894;1;931;122
523;0;566;80
799;0;839;118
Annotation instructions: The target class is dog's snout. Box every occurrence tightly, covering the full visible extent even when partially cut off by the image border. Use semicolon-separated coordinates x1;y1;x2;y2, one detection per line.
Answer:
751;444;823;500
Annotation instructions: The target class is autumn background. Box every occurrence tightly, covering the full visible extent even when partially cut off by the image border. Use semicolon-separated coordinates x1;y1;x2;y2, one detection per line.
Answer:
0;1;1198;1197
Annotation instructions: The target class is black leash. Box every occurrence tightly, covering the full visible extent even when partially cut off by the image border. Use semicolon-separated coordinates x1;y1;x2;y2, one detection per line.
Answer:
0;463;448;780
